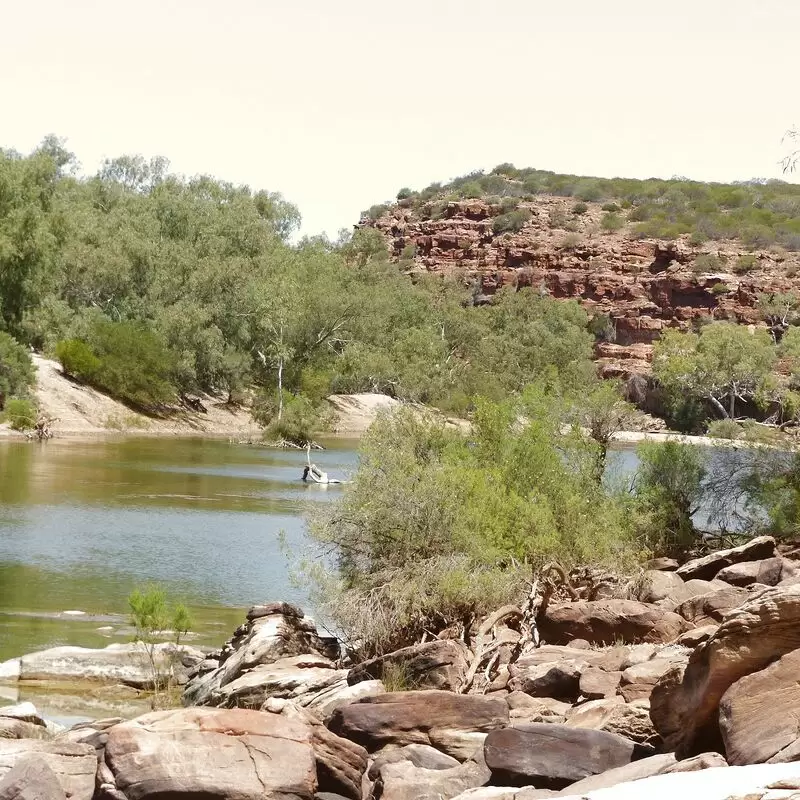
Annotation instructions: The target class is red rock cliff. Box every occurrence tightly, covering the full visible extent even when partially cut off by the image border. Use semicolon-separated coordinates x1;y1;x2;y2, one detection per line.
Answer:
361;196;800;377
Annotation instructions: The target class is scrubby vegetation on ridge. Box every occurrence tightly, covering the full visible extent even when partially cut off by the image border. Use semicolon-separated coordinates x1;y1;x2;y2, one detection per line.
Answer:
364;163;800;251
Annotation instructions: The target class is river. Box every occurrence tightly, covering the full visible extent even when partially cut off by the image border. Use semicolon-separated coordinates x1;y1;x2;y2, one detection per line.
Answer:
0;437;359;663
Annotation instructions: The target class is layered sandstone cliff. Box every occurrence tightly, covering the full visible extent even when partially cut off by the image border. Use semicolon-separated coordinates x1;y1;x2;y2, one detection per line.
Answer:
361;196;800;377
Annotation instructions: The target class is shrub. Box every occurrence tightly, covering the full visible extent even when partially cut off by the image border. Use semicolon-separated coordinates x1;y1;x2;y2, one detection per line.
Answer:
601;212;624;232
307;398;639;656
733;254;758;274
459;181;483;199
396;187;414;200
548;207;568;229
635;441;707;556
588;313;616;342
575;181;603;202
0;332;35;409
711;282;730;295
254;391;332;445
562;233;583;250
602;202;620;212
692;254;727;273
400;243;417;260
492;209;531;235
4;397;37;431
129;585;192;705
56;339;101;380
499;197;519;214
706;418;743;440
363;203;390;221
573;202;589;216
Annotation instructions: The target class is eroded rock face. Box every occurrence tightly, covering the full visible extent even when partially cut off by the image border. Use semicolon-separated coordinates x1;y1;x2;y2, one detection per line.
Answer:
182;604;332;707
347;640;469;691
719;647;800;765
103;707;317;800
539;600;689;646
675;586;751;625
650;583;800;756
327;691;508;760
374;758;491;800
483;723;644;789
0;740;96;800
675;536;776;582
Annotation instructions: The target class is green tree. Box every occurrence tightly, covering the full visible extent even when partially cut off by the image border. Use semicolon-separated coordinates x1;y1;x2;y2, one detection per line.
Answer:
653;323;776;420
0;331;35;408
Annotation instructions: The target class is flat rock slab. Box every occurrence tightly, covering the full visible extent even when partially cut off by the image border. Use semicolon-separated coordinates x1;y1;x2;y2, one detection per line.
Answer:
539;600;689;646
675;587;750;625
12;643;203;689
715;557;786;587
376;759;490;800
327;690;508;760
676;536;776;582
104;706;317;800
483;723;643;789
0;740;96;800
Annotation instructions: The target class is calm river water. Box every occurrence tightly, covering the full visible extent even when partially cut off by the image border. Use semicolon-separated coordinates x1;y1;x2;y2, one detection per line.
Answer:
0;437;358;662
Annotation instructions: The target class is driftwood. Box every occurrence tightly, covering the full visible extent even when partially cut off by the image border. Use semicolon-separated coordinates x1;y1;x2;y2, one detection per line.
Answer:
459;561;582;694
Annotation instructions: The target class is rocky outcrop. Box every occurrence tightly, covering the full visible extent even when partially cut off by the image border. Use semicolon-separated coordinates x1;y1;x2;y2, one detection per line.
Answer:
103;707;317;800
362;197;800;374
182;603;338;708
650;582;800;755
718;647;800;765
0;757;66;800
328;691;509;760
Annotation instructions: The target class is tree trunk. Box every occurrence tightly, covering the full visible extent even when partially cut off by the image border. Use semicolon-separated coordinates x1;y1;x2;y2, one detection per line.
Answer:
708;395;728;419
277;356;284;421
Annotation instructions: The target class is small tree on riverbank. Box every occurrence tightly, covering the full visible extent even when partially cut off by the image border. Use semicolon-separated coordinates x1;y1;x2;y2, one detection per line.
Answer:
128;585;192;708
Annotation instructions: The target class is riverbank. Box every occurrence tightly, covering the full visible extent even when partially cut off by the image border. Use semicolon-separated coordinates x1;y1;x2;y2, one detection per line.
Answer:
0;356;425;440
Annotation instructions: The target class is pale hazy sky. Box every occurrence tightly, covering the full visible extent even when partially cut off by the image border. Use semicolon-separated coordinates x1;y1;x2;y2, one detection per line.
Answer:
2;0;798;236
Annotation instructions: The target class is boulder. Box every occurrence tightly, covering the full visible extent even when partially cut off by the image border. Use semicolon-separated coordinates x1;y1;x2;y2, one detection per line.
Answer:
10;643;203;689
676;536;776;582
347;640;469;691
0;740;96;800
304;679;385;721
715;557;785;587
675;586;750;625
566;698;656;744
281;703;368;800
579;668;621;700
183;605;329;705
619;650;689;702
506;693;571;724
375;758;490;800
631;571;686;605
0;704;45;726
650;582;800;755
675;624;718;648
368;744;460;779
103;707;317;800
645;557;679;571
327;691;508;760
0;756;65;800
483;723;645;789
0;719;51;740
719;647;800;765
507;660;583;701
539;600;689;645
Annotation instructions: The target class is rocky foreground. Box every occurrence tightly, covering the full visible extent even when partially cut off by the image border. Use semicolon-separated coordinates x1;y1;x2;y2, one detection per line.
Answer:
5;536;800;799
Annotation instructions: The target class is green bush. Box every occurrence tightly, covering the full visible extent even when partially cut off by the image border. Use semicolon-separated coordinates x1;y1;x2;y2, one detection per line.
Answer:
706;418;744;440
562;233;583;250
602;202;620;212
692;254;727;273
4;397;37;431
363;203;390;221
55;321;176;409
396;187;414;200
307;396;639;656
56;339;101;379
733;254;758;274
573;202;589;216
548;207;568;229
492;209;531;234
459;181;483;199
0;332;35;408
635;441;707;555
601;212;624;232
711;282;730;295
